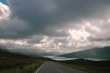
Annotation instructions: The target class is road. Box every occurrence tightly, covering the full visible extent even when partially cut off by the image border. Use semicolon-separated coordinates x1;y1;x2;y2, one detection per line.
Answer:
35;61;87;73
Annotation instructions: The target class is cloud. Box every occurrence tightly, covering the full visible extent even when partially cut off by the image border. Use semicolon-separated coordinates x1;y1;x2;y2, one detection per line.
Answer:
0;2;10;20
8;0;110;20
1;18;110;56
8;0;110;34
0;0;109;58
0;2;30;38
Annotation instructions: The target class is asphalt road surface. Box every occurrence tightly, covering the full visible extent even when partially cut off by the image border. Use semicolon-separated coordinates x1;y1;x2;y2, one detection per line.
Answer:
35;61;87;73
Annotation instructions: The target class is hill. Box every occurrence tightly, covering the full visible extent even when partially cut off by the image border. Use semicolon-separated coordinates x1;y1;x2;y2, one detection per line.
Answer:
60;46;110;61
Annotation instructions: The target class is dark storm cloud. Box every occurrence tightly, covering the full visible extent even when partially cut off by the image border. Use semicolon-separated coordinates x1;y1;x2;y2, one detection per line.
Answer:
0;17;30;38
9;0;110;19
0;2;30;38
8;0;110;35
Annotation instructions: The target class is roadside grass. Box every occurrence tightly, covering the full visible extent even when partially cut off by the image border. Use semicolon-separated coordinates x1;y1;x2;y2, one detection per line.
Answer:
0;62;43;73
60;60;110;73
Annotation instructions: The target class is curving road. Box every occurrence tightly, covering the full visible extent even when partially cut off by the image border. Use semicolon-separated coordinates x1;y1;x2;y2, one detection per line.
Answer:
35;61;87;73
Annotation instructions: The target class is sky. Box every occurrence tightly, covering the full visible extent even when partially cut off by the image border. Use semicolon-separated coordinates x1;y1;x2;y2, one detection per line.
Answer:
0;0;110;59
0;0;7;4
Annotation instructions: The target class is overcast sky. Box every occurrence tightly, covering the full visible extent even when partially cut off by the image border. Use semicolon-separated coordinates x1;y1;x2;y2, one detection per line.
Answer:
0;0;110;58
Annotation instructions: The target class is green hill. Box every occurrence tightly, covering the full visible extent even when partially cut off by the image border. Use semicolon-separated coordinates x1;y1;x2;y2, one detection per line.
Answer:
60;46;110;60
